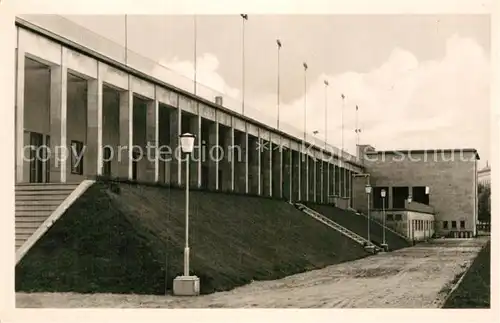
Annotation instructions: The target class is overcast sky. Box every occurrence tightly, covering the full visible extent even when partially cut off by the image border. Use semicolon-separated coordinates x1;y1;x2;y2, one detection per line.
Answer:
56;14;490;165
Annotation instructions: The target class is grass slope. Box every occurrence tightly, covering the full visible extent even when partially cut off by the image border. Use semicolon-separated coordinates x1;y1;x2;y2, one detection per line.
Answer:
305;203;411;251
443;241;491;308
16;181;369;295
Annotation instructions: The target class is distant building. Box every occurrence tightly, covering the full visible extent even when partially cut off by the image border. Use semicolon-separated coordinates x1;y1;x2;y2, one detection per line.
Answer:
478;162;491;186
353;145;479;238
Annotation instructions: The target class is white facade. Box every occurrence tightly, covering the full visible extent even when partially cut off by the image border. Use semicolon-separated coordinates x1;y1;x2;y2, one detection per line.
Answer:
14;16;364;203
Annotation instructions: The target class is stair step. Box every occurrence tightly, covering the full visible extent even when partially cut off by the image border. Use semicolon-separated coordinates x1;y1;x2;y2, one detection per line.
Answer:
16;221;43;229
15;227;37;235
15;215;51;222
15;204;58;212
296;202;378;250
15;190;74;196
16;194;68;201
15;183;79;190
15;210;52;217
16;199;63;206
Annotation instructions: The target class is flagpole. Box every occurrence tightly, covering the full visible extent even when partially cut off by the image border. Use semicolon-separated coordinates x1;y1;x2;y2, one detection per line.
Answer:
194;15;197;95
355;105;361;147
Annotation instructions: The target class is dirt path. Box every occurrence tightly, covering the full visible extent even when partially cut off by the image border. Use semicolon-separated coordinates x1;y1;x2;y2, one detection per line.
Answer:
16;237;489;308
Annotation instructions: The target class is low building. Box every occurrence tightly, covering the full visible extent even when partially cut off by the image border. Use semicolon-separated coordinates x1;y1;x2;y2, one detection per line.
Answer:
352;145;479;237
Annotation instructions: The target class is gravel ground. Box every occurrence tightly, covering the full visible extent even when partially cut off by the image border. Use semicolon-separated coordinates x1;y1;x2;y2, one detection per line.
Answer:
16;237;489;308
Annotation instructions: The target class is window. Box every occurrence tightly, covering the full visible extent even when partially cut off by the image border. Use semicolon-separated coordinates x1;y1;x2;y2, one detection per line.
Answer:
392;186;409;209
443;221;448;229
395;214;403;221
387;214;394;221
460;221;465;229
413;186;430;205
71;140;84;175
451;221;457;229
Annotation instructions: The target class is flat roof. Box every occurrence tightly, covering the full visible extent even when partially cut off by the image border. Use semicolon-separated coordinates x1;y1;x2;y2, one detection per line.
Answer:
365;148;480;160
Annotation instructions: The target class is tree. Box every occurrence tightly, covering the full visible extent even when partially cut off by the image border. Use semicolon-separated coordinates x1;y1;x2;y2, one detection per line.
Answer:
478;183;491;223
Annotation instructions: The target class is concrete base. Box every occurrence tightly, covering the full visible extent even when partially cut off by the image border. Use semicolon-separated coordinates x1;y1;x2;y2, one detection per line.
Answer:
381;243;389;252
173;275;200;296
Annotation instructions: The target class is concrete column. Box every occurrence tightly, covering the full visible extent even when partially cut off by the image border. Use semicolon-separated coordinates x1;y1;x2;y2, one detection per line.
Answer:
261;139;270;196
247;134;259;194
343;166;347;198
323;161;328;203
118;86;133;180
144;99;158;183
268;142;273;197
309;156;315;202
320;160;324;203
334;165;339;197
291;150;299;201
220;126;232;191
282;148;291;201
323;158;330;203
197;114;202;187
313;158;317;202
257;134;262;195
305;153;309;202
272;142;281;197
230;127;235;191
347;170;352;207
245;126;249;194
339;166;345;198
49;51;68;183
288;147;293;201
297;150;301;200
207;121;218;190
189;114;200;188
166;106;181;185
85;74;103;178
300;152;307;201
235;131;246;193
15;49;25;183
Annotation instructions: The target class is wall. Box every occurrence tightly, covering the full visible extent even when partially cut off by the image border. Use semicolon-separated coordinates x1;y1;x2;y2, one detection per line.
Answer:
363;150;477;236
371;209;435;241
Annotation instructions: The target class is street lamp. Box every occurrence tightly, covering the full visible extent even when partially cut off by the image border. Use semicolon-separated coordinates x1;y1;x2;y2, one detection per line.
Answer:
381;188;388;251
365;184;372;243
173;133;199;296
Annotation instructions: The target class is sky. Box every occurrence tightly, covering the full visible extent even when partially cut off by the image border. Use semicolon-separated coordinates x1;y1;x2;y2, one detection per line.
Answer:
57;14;491;166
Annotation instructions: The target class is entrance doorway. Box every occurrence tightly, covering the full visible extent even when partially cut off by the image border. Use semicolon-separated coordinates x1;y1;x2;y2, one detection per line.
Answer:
29;132;50;183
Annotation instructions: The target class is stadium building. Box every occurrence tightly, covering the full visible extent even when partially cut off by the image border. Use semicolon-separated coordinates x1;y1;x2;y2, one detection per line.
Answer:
14;15;479;274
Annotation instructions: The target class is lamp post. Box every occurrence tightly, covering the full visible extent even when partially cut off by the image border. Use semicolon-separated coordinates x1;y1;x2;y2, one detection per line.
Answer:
365;184;372;243
173;133;199;296
276;39;282;129
381;188;388;251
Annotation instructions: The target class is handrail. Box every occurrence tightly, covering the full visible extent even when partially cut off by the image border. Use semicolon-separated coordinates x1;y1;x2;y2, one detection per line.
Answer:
295;203;379;251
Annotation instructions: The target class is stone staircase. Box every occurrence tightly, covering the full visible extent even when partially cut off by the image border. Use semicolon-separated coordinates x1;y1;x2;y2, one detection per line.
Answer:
15;181;95;264
353;209;411;241
294;203;381;254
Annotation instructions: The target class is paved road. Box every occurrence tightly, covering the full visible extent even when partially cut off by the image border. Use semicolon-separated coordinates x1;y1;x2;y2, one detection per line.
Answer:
16;237;489;308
